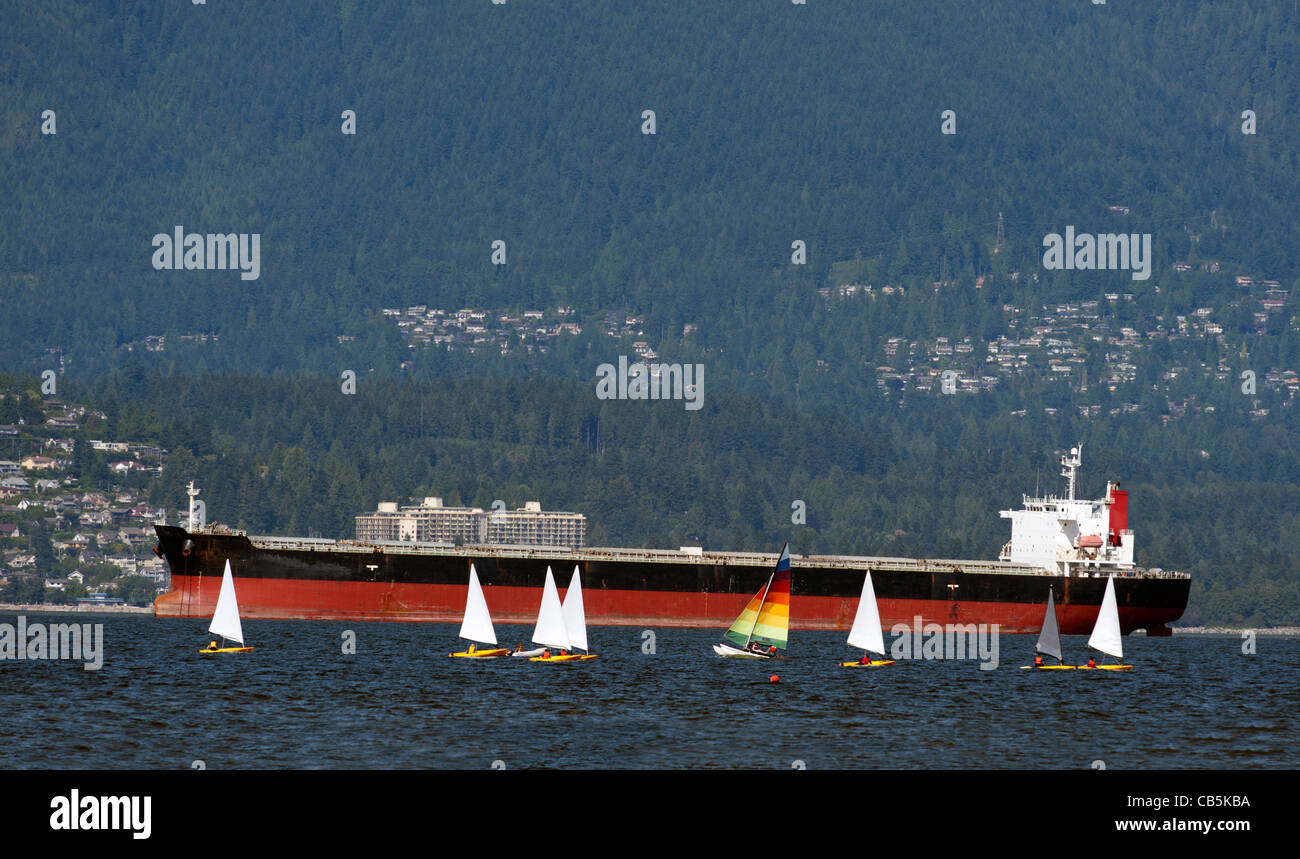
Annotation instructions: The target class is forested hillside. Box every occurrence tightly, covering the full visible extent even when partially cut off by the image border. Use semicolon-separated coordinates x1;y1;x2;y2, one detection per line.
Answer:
2;2;1298;623
3;1;1298;384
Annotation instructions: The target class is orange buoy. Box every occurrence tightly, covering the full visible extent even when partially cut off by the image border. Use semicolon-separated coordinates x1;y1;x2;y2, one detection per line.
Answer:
769;674;779;683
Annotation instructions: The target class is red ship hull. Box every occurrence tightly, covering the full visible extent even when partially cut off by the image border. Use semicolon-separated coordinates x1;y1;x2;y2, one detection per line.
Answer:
154;573;1182;635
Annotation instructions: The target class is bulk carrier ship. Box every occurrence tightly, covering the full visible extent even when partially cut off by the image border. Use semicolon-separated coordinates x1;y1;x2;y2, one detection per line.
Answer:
153;447;1189;635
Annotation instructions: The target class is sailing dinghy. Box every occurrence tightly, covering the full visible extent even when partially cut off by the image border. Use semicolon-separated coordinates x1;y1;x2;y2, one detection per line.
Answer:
1083;576;1132;670
558;566;597;660
1022;588;1073;669
713;543;791;659
450;564;508;658
198;560;253;653
840;571;893;667
528;567;591;662
1023;578;1132;670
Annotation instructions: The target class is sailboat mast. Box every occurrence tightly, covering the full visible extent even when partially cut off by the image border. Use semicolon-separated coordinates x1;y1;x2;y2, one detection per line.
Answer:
744;572;775;647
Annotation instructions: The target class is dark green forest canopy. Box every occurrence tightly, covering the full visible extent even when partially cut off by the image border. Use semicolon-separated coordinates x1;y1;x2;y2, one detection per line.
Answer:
2;1;1297;380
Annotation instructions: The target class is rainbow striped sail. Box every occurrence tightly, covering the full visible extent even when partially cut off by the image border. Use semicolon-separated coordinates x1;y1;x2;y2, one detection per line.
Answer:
722;543;791;651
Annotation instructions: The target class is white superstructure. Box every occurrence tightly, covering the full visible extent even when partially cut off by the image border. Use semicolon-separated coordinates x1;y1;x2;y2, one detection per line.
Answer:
998;444;1135;575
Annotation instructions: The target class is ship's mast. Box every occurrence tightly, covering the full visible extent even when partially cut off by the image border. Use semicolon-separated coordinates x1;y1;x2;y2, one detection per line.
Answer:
187;481;200;530
1059;444;1082;501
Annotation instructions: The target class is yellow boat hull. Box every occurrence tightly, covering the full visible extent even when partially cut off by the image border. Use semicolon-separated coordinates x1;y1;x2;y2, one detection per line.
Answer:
1020;664;1132;671
840;660;894;667
449;648;508;658
198;647;253;654
529;653;597;662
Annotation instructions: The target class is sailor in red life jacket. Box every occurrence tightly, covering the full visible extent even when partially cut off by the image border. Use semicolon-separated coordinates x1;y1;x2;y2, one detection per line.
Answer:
860;653;871;665
1033;654;1044;668
1087;657;1096;668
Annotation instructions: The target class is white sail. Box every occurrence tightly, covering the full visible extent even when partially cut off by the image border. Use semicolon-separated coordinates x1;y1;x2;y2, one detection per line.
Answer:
458;564;498;646
1035;588;1063;662
561;566;588;653
208;560;245;645
1087;576;1124;659
531;567;571;650
846;571;885;656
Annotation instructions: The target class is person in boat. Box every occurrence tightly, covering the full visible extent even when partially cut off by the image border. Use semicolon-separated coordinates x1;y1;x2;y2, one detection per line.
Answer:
860;653;871;665
207;640;218;651
514;644;523;653
468;644;476;655
1033;654;1044;668
541;648;550;658
1086;657;1096;668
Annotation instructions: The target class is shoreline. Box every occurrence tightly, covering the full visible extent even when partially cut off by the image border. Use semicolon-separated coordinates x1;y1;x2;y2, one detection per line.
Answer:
1172;625;1300;635
0;603;154;615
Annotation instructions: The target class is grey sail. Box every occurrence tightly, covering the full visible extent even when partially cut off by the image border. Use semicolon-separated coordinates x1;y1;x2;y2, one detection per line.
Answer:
1035;589;1063;662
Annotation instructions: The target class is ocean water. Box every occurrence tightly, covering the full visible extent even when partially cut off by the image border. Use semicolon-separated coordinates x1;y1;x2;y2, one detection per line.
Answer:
1;612;1295;770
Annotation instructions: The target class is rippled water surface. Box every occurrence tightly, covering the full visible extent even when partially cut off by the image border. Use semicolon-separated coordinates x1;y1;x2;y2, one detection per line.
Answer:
2;612;1295;769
